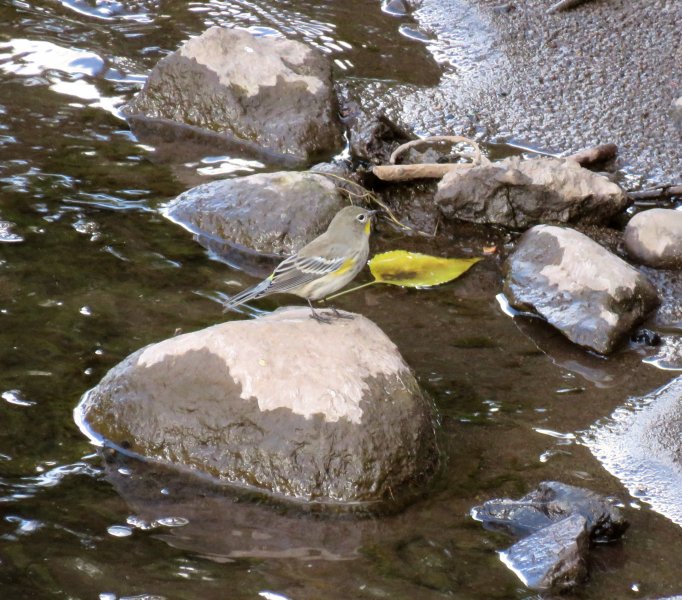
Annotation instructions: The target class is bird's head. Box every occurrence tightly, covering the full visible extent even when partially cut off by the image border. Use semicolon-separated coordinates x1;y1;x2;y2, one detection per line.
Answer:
329;206;377;238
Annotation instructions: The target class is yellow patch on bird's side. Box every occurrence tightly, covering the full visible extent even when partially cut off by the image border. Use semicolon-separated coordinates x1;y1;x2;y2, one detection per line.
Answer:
331;257;356;277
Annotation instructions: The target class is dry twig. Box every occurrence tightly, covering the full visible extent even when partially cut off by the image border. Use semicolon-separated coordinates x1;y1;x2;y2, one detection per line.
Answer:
373;135;489;182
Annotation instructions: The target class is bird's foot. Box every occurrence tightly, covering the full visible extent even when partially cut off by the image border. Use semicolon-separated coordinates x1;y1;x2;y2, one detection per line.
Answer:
330;307;354;320
309;307;333;324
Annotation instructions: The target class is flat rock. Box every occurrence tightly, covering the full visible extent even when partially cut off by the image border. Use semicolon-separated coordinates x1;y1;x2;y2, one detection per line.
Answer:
584;376;682;527
123;27;344;164
503;225;659;354
164;171;349;257
75;308;439;505
500;513;589;592
624;208;682;269
435;157;628;229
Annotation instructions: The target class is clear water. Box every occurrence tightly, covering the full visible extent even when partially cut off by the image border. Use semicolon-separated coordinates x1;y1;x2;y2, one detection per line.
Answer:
1;1;682;598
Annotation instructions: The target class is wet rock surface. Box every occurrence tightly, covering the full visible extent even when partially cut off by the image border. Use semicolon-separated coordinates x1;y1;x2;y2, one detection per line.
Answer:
500;513;589;592
624;208;682;269
435;157;629;229
123;27;344;164
345;111;416;165
504;225;660;354
76;308;439;505
473;482;627;592
164;171;350;257
472;481;628;542
585;376;682;527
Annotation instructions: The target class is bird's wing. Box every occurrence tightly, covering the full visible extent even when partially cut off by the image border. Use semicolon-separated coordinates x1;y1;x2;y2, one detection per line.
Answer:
267;252;348;294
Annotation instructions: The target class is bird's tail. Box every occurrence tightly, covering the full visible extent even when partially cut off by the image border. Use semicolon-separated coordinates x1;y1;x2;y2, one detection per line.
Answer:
222;278;271;313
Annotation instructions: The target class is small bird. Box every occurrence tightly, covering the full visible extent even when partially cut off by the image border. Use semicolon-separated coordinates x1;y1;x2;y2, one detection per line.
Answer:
223;205;376;322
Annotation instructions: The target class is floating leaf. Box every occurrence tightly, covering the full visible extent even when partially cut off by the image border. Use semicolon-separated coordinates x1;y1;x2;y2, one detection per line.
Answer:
369;250;481;288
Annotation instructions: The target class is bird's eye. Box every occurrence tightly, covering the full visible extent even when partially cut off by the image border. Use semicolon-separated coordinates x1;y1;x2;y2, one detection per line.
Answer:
357;214;366;222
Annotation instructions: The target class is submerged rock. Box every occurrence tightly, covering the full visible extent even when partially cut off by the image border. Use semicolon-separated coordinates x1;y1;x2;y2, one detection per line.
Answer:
435;157;628;229
123;27;344;165
503;225;659;354
164;171;350;257
584;376;682;526
76;308;439;506
624;208;682;269
473;482;627;592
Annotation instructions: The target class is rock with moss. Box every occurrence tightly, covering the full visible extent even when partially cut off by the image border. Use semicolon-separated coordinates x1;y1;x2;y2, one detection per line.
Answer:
76;308;439;506
123;27;345;165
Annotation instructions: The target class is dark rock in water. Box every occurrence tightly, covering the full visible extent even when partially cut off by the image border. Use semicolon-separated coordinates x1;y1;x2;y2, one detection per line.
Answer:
503;225;659;354
75;308;439;506
164;171;350;258
472;481;628;542
473;481;627;592
631;328;661;347
435;157;629;229
346;112;416;166
123;27;344;165
500;513;589;592
584;376;682;526
624;208;682;269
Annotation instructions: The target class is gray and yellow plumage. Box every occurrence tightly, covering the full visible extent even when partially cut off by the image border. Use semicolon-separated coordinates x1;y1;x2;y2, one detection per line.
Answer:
223;206;376;321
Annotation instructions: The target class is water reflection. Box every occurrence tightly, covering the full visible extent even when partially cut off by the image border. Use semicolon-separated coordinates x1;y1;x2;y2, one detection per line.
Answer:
57;0;154;23
104;454;380;561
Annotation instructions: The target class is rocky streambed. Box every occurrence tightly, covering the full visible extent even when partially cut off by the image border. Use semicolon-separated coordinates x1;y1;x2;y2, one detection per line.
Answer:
1;0;681;598
67;16;682;596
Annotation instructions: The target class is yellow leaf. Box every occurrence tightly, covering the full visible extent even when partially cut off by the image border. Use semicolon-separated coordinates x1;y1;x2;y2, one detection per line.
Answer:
368;250;481;288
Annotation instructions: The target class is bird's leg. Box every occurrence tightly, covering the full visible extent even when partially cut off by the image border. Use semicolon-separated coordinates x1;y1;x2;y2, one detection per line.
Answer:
308;299;332;324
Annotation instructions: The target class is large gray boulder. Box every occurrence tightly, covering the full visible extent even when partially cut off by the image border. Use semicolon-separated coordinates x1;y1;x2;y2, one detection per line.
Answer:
75;308;439;505
624;208;682;269
584;376;682;527
435;157;628;229
123;27;345;164
164;171;349;257
503;225;659;354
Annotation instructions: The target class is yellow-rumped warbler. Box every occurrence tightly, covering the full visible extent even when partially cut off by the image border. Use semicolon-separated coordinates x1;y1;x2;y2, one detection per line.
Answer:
223;205;376;322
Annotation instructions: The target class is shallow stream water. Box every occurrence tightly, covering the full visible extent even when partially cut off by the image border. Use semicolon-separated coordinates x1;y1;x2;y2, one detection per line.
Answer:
1;1;681;599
